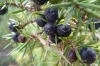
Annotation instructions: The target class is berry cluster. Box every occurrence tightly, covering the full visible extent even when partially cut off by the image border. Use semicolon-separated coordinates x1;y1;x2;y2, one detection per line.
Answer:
36;8;72;44
68;47;96;64
8;22;26;43
1;0;98;65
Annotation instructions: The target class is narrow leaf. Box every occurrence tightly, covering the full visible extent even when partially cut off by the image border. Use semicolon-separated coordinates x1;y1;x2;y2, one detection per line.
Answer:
10;9;24;14
22;46;27;59
78;2;100;10
83;8;100;19
7;45;22;56
4;41;14;49
64;5;75;25
75;49;81;61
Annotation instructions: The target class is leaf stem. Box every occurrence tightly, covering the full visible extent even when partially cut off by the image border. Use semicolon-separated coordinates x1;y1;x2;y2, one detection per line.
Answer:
77;2;100;10
41;2;72;9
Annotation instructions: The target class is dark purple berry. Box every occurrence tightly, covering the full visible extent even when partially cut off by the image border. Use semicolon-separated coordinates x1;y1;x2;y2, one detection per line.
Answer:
44;23;57;35
45;8;58;23
18;35;26;43
8;22;19;33
32;0;48;5
88;18;100;30
80;47;96;64
57;24;72;37
0;6;8;15
12;33;20;43
49;35;62;43
68;50;77;63
36;16;46;27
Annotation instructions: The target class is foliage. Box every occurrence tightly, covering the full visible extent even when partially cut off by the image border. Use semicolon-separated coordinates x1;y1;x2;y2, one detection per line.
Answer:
1;0;100;66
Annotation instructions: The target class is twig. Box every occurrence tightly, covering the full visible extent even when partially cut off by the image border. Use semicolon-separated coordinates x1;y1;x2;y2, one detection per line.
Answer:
50;45;71;65
5;2;41;12
20;19;36;29
31;34;71;65
43;37;49;60
31;34;46;45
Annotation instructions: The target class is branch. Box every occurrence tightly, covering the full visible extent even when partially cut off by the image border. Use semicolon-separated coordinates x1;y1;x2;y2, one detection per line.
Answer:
31;34;71;65
5;2;41;12
20;19;36;29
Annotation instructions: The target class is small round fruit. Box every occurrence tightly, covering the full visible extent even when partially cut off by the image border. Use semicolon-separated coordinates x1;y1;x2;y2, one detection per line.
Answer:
8;22;19;33
0;6;8;15
32;0;48;5
45;8;58;23
80;47;96;64
49;35;62;43
12;33;20;43
18;35;26;43
44;23;57;35
36;16;46;27
88;18;100;30
57;24;72;37
49;0;62;4
68;50;77;63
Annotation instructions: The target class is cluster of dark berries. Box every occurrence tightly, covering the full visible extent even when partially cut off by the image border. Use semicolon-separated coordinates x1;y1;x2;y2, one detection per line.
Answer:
36;8;72;44
68;47;96;64
0;6;8;15
8;22;26;43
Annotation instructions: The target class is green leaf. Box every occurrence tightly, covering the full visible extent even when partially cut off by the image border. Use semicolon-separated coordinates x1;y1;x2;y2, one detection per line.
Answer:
75;49;81;61
88;17;96;40
41;2;72;9
32;11;44;15
83;8;100;19
7;44;22;56
10;9;24;14
7;41;29;56
28;44;34;62
77;2;100;10
63;45;69;56
22;46;27;59
64;5;75;25
75;35;85;45
4;41;14;49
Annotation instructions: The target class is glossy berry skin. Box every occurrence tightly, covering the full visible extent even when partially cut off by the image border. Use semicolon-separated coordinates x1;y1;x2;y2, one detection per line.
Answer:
36;16;46;27
57;24;72;37
0;6;8;15
32;0;48;5
49;35;62;43
45;8;58;23
8;22;19;33
68;50;77;63
12;33;20;43
80;47;96;64
18;35;26;43
88;18;100;30
44;23;57;35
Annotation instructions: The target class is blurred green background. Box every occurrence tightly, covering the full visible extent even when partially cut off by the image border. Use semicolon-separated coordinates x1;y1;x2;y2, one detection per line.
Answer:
0;15;18;66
